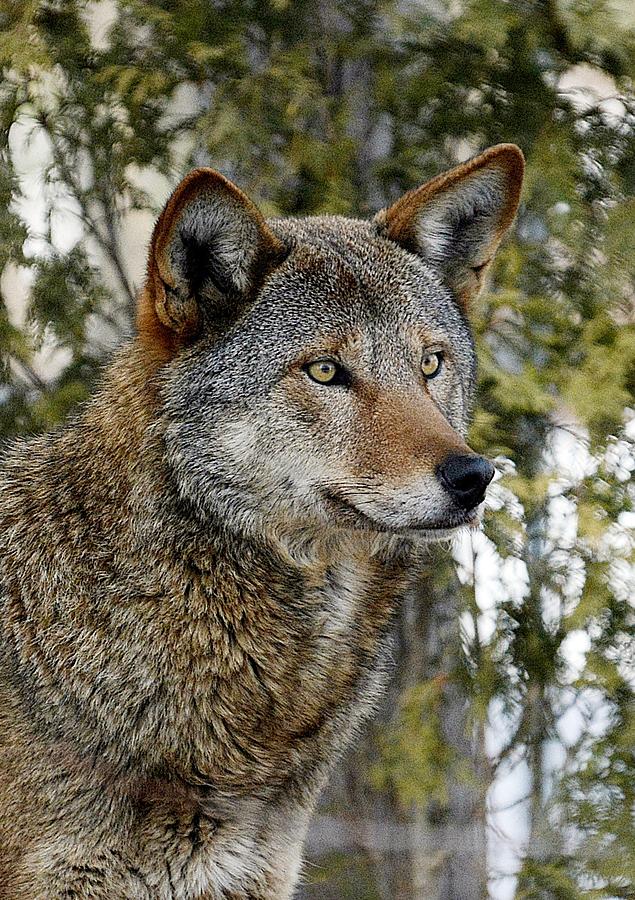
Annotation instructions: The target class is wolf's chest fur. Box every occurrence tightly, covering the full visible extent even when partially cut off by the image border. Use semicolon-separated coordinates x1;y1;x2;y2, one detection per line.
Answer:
114;527;407;793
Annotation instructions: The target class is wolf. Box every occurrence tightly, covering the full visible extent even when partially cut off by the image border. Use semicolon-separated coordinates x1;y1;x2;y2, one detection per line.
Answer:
0;143;523;898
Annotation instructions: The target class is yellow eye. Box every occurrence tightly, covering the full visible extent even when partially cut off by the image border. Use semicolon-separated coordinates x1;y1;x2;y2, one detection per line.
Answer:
421;351;442;379
307;359;338;384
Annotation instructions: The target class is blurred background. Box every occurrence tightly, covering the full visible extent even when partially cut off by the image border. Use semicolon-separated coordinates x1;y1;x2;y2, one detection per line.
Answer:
1;1;634;897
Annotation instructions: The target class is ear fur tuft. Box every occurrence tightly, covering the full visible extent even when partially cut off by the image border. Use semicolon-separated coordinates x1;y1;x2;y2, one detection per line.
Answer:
376;144;524;308
139;169;286;356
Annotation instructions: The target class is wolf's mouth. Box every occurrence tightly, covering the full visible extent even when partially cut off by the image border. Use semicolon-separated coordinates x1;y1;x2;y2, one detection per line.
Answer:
322;489;478;536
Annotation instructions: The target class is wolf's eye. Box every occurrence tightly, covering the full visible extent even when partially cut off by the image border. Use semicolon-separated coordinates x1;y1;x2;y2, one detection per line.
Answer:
305;359;349;386
308;360;336;383
421;351;443;379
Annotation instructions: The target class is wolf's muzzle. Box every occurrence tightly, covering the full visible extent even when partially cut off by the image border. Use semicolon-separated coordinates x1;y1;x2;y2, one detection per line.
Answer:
436;454;495;511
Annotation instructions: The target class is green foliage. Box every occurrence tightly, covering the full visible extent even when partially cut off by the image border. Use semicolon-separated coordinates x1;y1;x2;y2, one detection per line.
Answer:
304;851;382;899
1;0;634;895
372;678;456;808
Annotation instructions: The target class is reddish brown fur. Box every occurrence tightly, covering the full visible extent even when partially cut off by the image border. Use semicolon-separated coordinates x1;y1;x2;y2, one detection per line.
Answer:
139;168;286;360
352;385;471;477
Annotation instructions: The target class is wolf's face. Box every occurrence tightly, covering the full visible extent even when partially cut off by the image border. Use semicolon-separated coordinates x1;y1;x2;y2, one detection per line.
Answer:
141;147;523;538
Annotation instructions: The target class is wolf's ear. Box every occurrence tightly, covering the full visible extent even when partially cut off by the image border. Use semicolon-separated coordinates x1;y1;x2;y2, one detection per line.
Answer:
140;168;286;353
376;144;524;308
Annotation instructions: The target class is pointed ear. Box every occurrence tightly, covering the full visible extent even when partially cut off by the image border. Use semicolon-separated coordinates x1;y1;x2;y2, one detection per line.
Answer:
375;144;524;308
139;168;287;355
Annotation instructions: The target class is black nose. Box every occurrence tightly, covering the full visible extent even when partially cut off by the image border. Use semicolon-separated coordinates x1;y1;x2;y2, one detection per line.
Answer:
437;454;495;510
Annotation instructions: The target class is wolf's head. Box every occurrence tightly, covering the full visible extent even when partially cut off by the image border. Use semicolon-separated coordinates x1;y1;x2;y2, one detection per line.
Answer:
139;145;523;540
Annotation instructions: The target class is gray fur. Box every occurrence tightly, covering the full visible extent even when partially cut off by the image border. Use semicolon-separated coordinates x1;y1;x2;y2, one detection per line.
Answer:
165;216;476;539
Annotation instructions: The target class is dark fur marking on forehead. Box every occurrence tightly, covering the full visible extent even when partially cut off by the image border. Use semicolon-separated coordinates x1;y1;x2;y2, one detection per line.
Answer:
276;230;367;289
271;216;405;275
269;214;458;315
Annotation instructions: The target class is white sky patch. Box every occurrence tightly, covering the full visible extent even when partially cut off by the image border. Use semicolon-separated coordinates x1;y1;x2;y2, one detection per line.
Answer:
545;423;597;482
8;117;52;257
559;630;591;683
9;114;84;258
487;751;532;900
609;558;635;605
547;494;578;549
556;693;588;749
454;529;513;644
500;556;530;605
83;0;118;51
